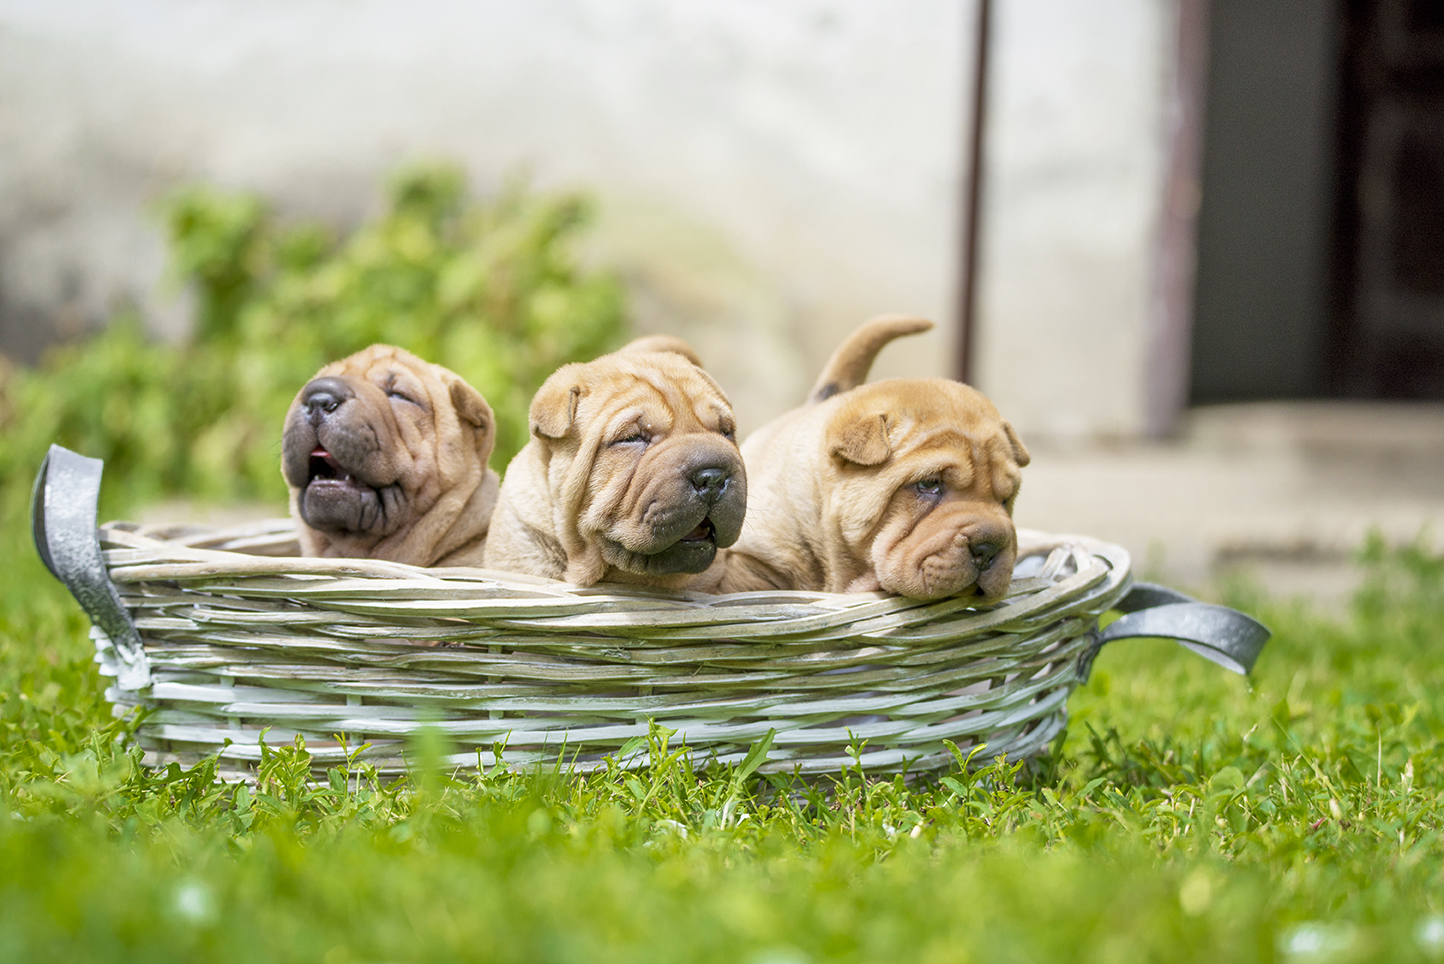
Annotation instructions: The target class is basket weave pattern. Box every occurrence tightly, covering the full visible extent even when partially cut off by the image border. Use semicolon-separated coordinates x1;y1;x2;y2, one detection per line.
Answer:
93;520;1131;777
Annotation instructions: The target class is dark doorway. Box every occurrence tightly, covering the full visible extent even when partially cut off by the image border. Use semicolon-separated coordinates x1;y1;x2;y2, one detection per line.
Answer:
1189;0;1342;405
1189;0;1444;404
1331;0;1444;398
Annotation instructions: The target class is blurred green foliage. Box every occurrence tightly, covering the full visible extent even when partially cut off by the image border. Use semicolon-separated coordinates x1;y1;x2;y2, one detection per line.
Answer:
0;165;627;515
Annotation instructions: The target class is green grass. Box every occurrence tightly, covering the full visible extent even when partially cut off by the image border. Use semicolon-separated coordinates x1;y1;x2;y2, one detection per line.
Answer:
3;492;1443;961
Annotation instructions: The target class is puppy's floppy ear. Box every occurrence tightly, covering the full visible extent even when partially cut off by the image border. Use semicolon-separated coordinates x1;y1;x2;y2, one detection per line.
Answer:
449;379;493;431
449;378;497;464
530;375;582;440
618;334;704;367
830;412;891;467
1003;422;1030;467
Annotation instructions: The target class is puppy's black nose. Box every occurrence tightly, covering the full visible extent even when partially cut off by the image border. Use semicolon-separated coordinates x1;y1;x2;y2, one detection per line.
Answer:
970;540;1002;571
302;378;353;424
689;466;730;502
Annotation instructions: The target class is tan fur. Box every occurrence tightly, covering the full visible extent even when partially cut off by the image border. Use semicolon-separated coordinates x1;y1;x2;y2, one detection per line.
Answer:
281;344;500;567
721;318;1030;601
484;337;746;590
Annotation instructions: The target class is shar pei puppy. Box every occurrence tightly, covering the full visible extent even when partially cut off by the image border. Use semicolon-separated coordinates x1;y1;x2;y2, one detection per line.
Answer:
483;336;746;591
720;316;1030;601
282;344;500;567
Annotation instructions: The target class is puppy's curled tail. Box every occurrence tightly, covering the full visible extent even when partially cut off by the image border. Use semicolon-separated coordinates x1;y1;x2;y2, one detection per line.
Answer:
808;315;935;403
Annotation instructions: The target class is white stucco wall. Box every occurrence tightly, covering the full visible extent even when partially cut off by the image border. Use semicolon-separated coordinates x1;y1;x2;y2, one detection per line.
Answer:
971;0;1174;442
0;0;972;434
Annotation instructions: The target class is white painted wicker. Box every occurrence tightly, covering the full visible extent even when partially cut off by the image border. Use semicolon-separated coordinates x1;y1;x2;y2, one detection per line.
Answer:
86;519;1125;776
35;445;1268;779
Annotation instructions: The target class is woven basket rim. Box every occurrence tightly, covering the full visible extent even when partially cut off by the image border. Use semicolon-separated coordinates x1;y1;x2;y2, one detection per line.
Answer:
98;516;1129;609
86;518;1133;776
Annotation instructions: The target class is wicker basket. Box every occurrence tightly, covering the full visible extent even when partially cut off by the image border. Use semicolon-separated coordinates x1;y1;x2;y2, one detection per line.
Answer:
33;445;1270;778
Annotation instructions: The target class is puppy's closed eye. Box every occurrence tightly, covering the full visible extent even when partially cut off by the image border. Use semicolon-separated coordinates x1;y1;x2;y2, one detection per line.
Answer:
611;432;650;447
383;373;425;408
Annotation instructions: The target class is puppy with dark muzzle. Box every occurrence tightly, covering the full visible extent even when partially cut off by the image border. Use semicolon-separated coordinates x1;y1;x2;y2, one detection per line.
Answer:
482;336;746;590
282;344;500;567
720;316;1031;602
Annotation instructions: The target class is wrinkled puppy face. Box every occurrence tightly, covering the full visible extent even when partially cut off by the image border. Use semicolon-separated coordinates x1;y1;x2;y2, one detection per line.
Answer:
530;351;747;583
824;379;1030;602
281;345;494;542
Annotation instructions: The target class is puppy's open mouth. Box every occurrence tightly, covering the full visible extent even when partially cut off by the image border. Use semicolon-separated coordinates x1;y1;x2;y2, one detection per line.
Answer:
680;519;716;543
307;447;355;485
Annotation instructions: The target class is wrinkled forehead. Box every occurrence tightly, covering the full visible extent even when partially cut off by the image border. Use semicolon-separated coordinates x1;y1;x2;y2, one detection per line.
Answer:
582;354;732;428
899;410;1002;455
900;388;1023;491
322;348;434;388
860;380;1014;462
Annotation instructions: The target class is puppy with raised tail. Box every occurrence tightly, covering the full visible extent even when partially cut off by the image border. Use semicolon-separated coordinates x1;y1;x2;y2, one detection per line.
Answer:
483;336;746;590
282;344;499;567
721;316;1030;601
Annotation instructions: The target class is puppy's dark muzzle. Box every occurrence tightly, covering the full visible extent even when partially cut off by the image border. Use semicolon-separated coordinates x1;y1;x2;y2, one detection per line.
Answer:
689;466;732;505
676;452;746;548
970;538;1003;572
282;376;394;535
301;378;354;426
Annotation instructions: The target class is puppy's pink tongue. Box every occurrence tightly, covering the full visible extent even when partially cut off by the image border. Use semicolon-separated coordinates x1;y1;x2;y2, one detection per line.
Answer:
683;522;712;542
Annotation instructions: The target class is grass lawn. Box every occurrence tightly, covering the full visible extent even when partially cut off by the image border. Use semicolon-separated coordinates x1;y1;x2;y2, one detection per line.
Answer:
2;493;1442;963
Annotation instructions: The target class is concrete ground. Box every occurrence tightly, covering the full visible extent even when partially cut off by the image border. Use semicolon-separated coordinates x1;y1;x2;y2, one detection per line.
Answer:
1014;401;1444;607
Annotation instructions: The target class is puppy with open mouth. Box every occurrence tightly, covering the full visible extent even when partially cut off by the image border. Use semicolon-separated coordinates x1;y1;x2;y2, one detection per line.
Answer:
720;315;1030;602
482;336;746;590
282;344;500;567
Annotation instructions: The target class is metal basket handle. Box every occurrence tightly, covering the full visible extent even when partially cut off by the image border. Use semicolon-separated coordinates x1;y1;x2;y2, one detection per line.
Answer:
31;445;149;689
1078;581;1271;681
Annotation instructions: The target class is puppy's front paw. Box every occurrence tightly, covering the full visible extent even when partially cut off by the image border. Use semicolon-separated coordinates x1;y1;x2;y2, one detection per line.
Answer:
845;573;883;593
